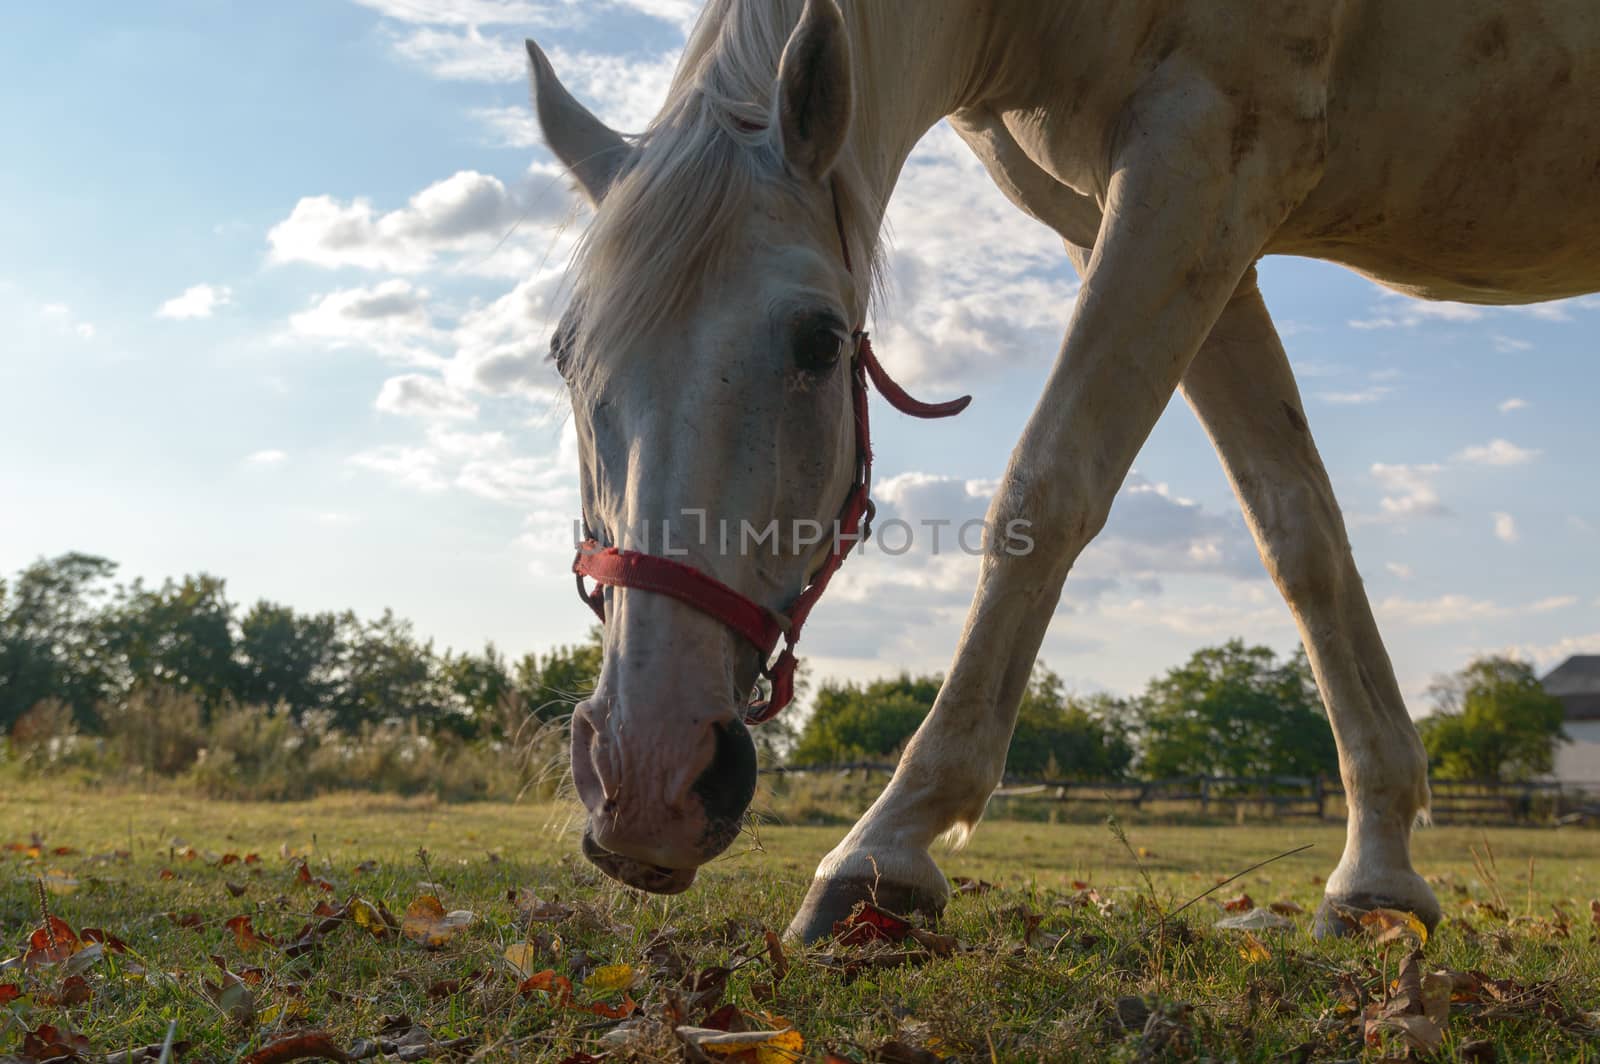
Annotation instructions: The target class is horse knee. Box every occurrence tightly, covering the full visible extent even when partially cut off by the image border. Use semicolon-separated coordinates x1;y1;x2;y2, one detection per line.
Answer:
990;466;1113;565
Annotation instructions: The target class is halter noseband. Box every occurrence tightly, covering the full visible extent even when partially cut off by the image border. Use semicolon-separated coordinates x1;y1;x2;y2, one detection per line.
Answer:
572;188;970;724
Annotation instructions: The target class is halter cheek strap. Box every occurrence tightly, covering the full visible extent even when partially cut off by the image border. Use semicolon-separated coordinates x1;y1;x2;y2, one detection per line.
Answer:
572;194;970;724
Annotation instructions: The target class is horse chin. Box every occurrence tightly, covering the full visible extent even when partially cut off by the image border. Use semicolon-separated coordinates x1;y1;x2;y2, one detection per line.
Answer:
581;827;698;894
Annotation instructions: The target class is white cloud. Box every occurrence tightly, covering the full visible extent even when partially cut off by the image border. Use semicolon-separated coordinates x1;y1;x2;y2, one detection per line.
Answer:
1492;511;1518;543
1370;462;1446;517
871;123;1080;386
1385;562;1414;580
40;301;95;340
1376;592;1573;627
244;449;288;467
157;283;232;320
1504;632;1600;669
376;374;480;420
1348;299;1484;330
347;444;449;492
288;280;443;363
1492;335;1531;353
268;168;569;275
1316;386;1391;405
1497;397;1528;413
1454;438;1539;467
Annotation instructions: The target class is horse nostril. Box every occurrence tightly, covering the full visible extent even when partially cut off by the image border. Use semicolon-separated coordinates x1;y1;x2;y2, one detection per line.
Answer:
691;719;757;828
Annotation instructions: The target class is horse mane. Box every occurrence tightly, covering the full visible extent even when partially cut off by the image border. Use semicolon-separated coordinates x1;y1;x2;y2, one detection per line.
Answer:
569;0;884;373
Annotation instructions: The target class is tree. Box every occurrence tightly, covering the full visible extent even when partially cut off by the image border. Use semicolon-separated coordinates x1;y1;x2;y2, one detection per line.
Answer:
789;673;941;766
1010;674;1135;779
789;666;1132;778
332;609;450;729
513;629;605;719
1136;640;1337;780
105;574;239;714
1418;656;1567;781
0;553;120;730
236;602;346;718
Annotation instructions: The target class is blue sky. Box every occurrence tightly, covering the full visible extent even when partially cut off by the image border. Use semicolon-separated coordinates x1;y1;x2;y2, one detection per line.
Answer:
3;1;1597;713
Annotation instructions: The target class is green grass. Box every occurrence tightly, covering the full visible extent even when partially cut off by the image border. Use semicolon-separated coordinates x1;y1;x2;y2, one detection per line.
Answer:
3;781;1598;1062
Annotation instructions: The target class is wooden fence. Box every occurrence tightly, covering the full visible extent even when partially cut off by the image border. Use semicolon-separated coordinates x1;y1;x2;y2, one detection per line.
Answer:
768;762;1600;825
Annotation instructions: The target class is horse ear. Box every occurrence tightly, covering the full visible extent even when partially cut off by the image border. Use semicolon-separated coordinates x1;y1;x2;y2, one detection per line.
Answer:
526;39;628;205
774;0;853;182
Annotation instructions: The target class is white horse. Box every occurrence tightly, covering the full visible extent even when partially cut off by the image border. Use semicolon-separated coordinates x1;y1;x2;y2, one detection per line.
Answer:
529;0;1600;940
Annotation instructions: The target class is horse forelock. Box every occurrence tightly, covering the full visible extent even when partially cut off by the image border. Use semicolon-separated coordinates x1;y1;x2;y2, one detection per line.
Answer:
567;0;882;384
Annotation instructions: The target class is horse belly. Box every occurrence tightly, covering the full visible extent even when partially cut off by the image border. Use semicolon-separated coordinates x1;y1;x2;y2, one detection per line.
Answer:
1276;0;1600;303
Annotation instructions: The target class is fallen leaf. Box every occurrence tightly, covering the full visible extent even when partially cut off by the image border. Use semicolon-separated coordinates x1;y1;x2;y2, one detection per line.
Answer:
41;868;79;895
585;964;637;993
504;942;539;976
1360;908;1428;947
348;897;391;938
510;888;573;924
42;974;94;1006
22;1023;94;1062
952;876;996;895
226;881;249;898
203;968;257;1024
24;915;83;969
241;1030;352;1064
80;926;127;949
1268;900;1305;916
832;902;913;947
764;930;789;981
1221;893;1255;913
0;982;22;1003
1237;931;1272;964
226;914;276;952
401;895;474;948
676;1026;804;1059
1365;1013;1443;1053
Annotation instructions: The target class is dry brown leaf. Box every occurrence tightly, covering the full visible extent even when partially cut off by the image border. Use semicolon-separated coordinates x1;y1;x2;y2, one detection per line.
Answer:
240;1030;352;1064
226;914;276;953
1360;908;1428;946
401;895;474;948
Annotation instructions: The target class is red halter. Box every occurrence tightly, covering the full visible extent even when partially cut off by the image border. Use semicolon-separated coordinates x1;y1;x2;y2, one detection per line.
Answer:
573;193;970;724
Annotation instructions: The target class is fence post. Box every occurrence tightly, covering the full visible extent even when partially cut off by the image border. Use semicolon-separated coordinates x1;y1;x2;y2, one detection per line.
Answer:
1199;776;1211;816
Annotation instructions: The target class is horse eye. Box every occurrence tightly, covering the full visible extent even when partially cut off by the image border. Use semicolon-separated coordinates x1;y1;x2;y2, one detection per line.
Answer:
795;321;847;374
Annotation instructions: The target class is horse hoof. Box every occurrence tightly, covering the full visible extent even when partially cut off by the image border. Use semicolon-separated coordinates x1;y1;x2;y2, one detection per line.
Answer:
1312;892;1442;940
784;875;947;944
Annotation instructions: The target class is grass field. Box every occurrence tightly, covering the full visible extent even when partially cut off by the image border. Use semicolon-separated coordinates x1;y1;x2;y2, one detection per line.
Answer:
3;782;1598;1062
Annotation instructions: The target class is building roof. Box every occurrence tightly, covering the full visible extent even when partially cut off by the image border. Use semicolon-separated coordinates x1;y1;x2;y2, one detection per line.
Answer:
1542;656;1600;722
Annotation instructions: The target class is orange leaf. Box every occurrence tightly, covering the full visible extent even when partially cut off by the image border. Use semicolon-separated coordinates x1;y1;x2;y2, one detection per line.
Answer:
1222;893;1254;913
402;895;473;948
24;916;82;968
226;914;276;952
1360;908;1428;946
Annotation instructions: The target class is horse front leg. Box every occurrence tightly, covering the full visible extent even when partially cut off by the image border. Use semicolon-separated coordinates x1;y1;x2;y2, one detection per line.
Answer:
1179;274;1439;934
787;77;1326;941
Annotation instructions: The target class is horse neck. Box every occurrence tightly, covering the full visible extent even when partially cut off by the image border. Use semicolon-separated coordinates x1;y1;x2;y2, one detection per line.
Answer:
835;0;994;223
